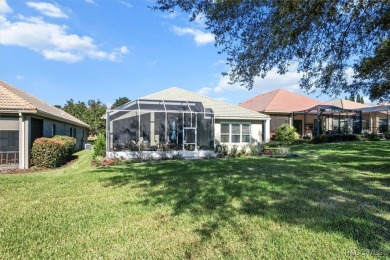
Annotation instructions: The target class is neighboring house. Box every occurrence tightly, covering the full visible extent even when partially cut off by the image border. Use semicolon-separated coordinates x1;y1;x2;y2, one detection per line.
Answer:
239;89;321;136
323;99;372;133
105;87;270;159
0;80;90;169
143;87;271;146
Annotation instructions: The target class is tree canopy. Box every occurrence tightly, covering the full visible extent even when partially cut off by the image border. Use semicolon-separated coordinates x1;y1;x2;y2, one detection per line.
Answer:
111;97;130;109
154;0;389;101
62;99;107;135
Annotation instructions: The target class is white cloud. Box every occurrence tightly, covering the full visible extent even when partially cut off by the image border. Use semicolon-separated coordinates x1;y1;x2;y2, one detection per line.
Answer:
85;0;95;4
0;7;128;63
197;87;212;96
172;25;214;46
43;50;82;62
213;67;303;94
212;59;225;67
0;0;12;14
26;2;68;18
16;75;24;80
119;45;129;54
120;1;133;8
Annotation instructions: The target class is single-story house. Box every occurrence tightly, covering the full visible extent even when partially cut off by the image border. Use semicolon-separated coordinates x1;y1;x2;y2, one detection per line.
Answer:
0;80;90;169
239;89;321;136
239;89;386;136
325;99;388;134
106;87;270;158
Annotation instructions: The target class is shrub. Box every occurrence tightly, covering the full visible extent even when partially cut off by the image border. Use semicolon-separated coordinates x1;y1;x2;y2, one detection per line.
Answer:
100;157;119;167
273;146;290;155
311;135;326;144
250;144;258;156
364;133;381;141
94;134;106;158
238;145;247;157
273;124;299;145
384;132;390;140
160;151;171;160
92;155;105;166
172;152;183;160
221;144;229;156
32;137;67;168
266;141;285;147
53;135;76;159
230;145;238;157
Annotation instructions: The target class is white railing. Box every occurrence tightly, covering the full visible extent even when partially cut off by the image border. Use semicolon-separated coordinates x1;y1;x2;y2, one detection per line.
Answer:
0;151;19;165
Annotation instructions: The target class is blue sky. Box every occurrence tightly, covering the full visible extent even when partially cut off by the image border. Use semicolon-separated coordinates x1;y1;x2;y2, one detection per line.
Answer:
0;0;355;108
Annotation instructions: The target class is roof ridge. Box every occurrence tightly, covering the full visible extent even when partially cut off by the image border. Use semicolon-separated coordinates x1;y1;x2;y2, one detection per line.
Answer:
142;87;269;119
264;89;283;111
0;80;90;128
163;87;263;116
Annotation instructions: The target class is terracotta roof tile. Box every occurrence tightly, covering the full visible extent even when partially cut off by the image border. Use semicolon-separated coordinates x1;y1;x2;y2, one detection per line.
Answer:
239;89;322;112
0;80;89;128
0;85;36;110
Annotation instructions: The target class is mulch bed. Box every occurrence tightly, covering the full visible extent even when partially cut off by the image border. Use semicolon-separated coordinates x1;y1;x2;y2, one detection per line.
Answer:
0;156;79;175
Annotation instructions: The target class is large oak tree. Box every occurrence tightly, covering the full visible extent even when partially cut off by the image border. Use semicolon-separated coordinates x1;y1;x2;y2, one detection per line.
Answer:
154;0;389;101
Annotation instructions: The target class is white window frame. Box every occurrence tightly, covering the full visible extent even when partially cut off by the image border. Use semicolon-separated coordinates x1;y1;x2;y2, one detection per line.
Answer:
220;122;251;144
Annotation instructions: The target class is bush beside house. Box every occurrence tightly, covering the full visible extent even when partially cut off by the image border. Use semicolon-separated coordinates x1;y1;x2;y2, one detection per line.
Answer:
272;124;299;144
31;136;76;168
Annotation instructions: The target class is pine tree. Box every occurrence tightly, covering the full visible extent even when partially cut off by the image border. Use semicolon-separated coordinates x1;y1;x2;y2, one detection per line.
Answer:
349;93;355;102
356;94;361;103
360;96;365;104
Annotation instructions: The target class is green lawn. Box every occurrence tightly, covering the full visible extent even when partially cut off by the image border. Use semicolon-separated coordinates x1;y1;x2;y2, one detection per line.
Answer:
1;142;389;259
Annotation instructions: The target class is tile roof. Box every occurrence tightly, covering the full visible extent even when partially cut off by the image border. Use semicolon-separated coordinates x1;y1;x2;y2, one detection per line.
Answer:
0;80;90;128
0;85;36;110
324;99;369;109
142;87;270;120
239;89;322;113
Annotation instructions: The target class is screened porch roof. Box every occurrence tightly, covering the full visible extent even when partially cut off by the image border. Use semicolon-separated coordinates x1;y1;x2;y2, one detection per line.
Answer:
108;99;213;118
360;105;390;113
295;104;362;114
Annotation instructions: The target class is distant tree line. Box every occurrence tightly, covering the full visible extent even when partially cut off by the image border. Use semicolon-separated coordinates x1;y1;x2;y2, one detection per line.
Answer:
344;93;365;104
55;97;130;135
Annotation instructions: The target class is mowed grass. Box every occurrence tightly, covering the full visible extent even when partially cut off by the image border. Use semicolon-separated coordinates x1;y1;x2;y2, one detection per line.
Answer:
0;142;389;259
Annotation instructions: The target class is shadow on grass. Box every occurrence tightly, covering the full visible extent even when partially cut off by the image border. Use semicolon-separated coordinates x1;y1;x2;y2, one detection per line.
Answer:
99;142;390;252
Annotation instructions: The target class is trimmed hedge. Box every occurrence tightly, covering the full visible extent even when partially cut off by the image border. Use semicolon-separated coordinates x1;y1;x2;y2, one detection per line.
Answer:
311;134;359;144
31;136;76;168
54;135;76;159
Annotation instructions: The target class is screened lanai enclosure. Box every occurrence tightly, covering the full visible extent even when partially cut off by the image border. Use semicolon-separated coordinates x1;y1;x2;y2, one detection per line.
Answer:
294;105;363;137
106;99;215;158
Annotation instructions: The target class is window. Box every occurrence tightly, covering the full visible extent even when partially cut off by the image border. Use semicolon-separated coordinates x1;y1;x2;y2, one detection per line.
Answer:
242;124;250;142
69;127;73;137
52;124;56;136
221;124;230;143
220;123;251;143
0;131;19;165
270;116;289;132
73;128;77;138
